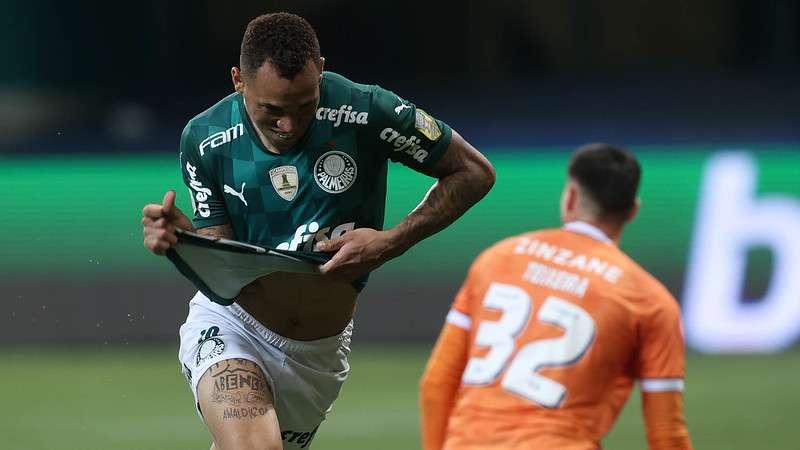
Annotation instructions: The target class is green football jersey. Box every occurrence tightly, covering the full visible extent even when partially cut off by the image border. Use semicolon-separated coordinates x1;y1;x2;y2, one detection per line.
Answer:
179;71;453;265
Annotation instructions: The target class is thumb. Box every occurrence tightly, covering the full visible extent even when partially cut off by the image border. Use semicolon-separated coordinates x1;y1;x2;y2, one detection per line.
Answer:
162;190;177;217
315;235;348;253
162;189;193;231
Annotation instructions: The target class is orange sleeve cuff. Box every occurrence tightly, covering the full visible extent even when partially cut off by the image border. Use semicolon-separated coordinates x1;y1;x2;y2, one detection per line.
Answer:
420;323;470;450
642;391;694;450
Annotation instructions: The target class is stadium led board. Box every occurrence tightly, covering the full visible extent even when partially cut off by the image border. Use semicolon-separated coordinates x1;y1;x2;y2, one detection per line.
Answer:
1;146;798;353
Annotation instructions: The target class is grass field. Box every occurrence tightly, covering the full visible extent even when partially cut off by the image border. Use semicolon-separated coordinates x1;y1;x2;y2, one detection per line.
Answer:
1;345;797;449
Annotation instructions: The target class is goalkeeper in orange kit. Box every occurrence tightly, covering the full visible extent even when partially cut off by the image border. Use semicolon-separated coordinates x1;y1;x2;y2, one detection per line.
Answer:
420;143;693;450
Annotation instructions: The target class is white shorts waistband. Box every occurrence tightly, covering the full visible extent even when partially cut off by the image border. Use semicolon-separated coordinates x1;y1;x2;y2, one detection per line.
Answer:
192;291;353;354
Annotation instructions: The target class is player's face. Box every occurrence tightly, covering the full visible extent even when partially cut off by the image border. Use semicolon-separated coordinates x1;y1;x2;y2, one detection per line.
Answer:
236;58;323;152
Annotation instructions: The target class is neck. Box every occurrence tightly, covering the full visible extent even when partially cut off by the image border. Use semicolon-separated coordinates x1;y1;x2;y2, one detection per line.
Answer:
567;218;623;245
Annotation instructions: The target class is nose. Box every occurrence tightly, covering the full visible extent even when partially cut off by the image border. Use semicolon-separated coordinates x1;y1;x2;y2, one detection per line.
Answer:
276;117;295;134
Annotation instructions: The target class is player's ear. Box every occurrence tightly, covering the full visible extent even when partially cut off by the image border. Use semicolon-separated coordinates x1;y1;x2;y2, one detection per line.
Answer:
625;198;641;223
317;57;325;82
560;181;576;222
232;67;245;93
564;182;579;213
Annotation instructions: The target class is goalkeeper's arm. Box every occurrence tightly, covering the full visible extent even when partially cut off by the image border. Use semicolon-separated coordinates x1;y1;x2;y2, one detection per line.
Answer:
419;320;470;450
642;390;693;450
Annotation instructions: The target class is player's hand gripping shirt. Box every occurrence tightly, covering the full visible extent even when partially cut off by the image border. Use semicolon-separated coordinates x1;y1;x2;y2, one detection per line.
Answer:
179;71;452;275
421;222;692;450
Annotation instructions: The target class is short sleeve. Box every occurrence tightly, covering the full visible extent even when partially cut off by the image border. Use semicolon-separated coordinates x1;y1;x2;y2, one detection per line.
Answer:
635;289;687;383
446;249;494;332
446;282;475;332
451;280;473;317
179;124;229;229
368;85;453;170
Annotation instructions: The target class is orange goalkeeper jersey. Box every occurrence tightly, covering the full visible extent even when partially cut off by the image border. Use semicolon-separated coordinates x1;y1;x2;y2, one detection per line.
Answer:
437;222;687;450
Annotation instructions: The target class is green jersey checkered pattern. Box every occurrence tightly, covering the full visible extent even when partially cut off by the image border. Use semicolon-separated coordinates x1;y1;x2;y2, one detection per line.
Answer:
179;71;452;261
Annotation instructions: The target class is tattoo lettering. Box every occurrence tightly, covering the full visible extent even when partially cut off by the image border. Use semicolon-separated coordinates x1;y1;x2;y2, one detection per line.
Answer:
211;390;242;406
246;391;267;403
208;360;269;409
213;372;265;392
223;406;269;420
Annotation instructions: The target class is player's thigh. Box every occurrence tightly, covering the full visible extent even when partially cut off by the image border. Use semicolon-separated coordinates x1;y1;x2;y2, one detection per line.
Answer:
198;358;282;450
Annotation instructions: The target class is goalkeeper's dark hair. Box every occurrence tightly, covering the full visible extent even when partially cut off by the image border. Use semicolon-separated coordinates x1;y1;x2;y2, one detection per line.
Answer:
240;12;320;79
568;143;641;221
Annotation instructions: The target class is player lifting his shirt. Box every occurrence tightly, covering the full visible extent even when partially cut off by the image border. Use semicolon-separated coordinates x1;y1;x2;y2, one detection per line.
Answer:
420;143;692;450
141;12;495;450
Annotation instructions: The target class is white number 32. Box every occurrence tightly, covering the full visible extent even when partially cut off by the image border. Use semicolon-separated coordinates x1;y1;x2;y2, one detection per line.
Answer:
462;282;596;408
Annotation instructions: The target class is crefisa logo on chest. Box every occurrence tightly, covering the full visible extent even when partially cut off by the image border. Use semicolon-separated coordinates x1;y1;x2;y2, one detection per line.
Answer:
314;151;357;194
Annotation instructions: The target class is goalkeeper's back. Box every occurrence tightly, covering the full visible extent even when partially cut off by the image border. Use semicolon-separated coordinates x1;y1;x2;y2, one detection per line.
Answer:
420;143;693;450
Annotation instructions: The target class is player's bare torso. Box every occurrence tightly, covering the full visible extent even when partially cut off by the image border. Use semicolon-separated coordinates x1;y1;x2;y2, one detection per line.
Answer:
238;271;357;341
195;224;357;341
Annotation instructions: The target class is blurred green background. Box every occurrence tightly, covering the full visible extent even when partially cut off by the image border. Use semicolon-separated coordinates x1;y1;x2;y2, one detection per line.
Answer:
3;146;798;281
4;1;800;448
2;147;799;448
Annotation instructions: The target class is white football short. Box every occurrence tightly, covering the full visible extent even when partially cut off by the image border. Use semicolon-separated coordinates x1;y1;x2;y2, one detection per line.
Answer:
178;291;352;449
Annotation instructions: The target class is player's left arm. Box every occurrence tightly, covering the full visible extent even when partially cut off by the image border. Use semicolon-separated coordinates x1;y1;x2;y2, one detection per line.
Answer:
420;313;471;450
642;390;692;450
636;288;694;450
388;130;495;253
317;131;494;278
420;260;481;450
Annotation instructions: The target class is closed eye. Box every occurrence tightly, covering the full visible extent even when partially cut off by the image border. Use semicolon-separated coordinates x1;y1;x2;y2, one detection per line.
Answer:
262;105;283;115
258;100;316;114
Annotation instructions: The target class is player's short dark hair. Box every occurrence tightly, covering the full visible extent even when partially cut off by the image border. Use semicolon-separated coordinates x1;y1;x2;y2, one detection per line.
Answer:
240;12;320;79
568;143;641;220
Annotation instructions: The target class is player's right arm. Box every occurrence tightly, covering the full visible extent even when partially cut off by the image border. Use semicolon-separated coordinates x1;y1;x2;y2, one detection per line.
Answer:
142;124;233;255
636;288;694;450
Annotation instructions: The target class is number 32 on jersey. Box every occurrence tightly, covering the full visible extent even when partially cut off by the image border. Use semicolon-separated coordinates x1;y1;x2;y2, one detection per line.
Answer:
462;283;596;408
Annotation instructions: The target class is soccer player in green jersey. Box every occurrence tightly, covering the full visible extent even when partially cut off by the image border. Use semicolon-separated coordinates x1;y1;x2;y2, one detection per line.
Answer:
142;12;494;450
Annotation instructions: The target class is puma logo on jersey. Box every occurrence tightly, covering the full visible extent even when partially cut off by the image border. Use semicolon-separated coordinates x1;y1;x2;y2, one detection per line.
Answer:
276;221;355;251
379;127;430;163
199;123;244;156
223;182;248;206
394;103;411;115
316;105;368;127
184;161;212;218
